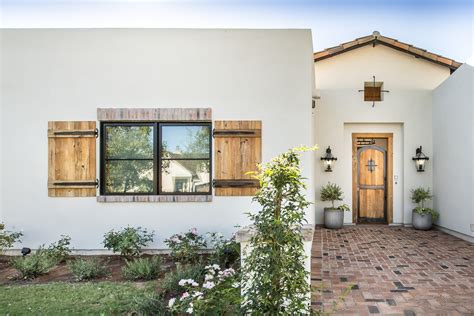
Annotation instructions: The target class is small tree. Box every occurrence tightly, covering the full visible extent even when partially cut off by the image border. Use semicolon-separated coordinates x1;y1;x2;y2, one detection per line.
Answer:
0;223;22;254
241;146;316;314
411;187;439;219
320;182;350;211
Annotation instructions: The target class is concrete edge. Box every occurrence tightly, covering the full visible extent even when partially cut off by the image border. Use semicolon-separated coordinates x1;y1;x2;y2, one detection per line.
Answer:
433;225;474;243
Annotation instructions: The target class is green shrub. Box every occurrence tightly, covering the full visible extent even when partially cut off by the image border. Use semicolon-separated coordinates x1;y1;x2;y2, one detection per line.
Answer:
103;226;154;258
68;258;109;281
132;291;170;316
161;264;205;298
46;235;72;263
122;256;162;281
321;182;350;211
164;228;207;264
10;248;56;279
10;235;72;279
207;232;240;268
0;223;22;254
411;187;439;220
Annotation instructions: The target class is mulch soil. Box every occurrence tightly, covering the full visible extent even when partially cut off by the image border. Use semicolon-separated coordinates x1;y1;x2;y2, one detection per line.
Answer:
0;254;175;285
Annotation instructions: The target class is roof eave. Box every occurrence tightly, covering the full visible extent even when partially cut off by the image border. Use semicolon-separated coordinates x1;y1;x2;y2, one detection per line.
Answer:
314;35;462;71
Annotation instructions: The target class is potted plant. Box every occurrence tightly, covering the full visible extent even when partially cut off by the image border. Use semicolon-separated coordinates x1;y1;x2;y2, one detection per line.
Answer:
411;187;439;230
320;182;350;229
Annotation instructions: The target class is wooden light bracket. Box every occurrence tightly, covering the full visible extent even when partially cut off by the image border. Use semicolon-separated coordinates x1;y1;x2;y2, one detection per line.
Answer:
358;76;390;107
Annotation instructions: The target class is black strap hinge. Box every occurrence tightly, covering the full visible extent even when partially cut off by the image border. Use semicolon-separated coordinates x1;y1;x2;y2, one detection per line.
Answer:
213;179;259;188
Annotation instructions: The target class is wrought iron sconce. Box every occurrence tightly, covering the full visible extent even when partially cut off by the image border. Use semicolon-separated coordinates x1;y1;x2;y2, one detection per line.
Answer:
321;146;337;172
412;146;429;172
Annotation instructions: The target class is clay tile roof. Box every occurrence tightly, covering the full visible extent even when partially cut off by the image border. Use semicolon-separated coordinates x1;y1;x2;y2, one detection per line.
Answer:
314;31;462;71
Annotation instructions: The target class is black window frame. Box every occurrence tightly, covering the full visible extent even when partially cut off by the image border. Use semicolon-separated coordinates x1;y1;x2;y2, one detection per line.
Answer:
100;121;212;196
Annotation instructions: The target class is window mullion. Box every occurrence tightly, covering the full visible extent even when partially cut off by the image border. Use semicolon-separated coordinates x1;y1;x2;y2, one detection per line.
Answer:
155;122;159;195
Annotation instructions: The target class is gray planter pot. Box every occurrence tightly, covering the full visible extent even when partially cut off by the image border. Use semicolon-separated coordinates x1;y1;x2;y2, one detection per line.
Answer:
324;208;344;229
412;211;433;230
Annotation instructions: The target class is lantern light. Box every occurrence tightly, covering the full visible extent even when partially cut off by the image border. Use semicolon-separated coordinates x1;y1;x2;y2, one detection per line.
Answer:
412;146;429;172
321;146;337;172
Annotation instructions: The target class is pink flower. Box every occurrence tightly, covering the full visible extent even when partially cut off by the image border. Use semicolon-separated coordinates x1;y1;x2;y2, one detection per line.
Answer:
181;292;190;300
190;228;198;235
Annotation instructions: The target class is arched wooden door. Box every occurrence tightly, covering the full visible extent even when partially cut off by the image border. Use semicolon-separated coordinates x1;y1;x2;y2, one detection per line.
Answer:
357;146;386;223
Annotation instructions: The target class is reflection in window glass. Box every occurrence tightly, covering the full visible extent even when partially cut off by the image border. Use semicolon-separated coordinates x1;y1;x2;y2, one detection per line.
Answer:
105;160;154;193
161;125;210;159
161;160;210;193
106;125;154;159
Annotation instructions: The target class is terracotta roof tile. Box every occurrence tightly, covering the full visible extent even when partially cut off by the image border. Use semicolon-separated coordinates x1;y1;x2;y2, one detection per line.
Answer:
314;31;462;71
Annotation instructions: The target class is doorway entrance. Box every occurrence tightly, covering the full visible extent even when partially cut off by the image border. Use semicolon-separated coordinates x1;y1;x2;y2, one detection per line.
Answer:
352;133;393;224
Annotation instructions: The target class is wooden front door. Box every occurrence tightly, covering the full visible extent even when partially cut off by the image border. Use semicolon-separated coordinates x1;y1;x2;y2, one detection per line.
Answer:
357;146;386;223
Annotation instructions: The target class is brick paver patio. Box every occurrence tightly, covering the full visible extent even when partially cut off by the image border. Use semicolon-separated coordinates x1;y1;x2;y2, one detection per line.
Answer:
311;226;474;315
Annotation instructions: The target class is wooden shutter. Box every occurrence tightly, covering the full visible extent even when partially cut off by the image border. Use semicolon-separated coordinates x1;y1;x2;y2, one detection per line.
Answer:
48;121;97;197
213;121;262;196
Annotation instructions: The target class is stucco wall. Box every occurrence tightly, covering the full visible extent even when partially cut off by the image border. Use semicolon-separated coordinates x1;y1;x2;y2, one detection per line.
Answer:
0;29;315;249
314;44;450;225
432;64;474;238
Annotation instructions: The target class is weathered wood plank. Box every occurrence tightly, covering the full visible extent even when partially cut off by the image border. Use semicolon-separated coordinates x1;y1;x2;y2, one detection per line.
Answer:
97;108;212;121
214;120;262;196
97;195;212;203
48;121;97;197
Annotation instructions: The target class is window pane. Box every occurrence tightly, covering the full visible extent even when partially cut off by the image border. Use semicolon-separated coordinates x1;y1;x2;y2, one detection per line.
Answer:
106;125;154;159
161;125;210;159
105;160;154;193
161;160;210;193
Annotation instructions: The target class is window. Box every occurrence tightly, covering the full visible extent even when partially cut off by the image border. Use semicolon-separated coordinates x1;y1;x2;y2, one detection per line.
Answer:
101;122;211;195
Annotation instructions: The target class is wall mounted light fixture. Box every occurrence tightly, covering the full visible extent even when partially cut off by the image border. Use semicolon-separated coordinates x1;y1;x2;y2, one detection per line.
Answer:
321;146;337;172
412;146;429;172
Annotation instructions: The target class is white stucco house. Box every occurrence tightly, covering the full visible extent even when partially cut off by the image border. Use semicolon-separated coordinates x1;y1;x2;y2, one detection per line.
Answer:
0;29;472;252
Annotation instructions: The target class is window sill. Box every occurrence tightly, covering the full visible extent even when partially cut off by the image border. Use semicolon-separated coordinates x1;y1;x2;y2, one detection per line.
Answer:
97;195;212;203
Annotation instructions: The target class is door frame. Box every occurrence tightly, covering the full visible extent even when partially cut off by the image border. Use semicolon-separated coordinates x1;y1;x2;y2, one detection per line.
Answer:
352;133;393;224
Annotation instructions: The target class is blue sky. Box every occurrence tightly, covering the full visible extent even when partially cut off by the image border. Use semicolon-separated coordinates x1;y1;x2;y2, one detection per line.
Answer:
1;0;472;63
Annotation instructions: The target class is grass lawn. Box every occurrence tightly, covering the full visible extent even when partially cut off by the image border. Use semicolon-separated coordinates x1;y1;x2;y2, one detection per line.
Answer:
0;281;157;315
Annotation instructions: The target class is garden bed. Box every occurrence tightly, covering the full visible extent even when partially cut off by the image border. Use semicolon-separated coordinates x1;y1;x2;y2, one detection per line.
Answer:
0;254;175;285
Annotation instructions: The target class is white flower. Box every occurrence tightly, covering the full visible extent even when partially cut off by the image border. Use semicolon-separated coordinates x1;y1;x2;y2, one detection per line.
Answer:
168;298;176;308
203;281;215;289
181;292;190;300
204;274;214;281
190;227;198;235
192;291;203;298
186;303;194;314
178;279;187;286
212;264;220;270
232;282;240;288
191;282;199;287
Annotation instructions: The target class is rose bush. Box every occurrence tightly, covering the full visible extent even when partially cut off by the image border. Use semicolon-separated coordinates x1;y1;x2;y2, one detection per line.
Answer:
168;264;241;314
164;228;207;264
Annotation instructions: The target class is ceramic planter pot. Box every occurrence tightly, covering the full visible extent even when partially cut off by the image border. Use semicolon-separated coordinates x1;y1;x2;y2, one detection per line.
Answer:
412;211;433;230
324;207;344;229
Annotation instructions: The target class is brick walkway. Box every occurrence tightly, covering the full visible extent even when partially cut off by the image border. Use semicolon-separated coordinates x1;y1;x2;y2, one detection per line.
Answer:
311;226;474;315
